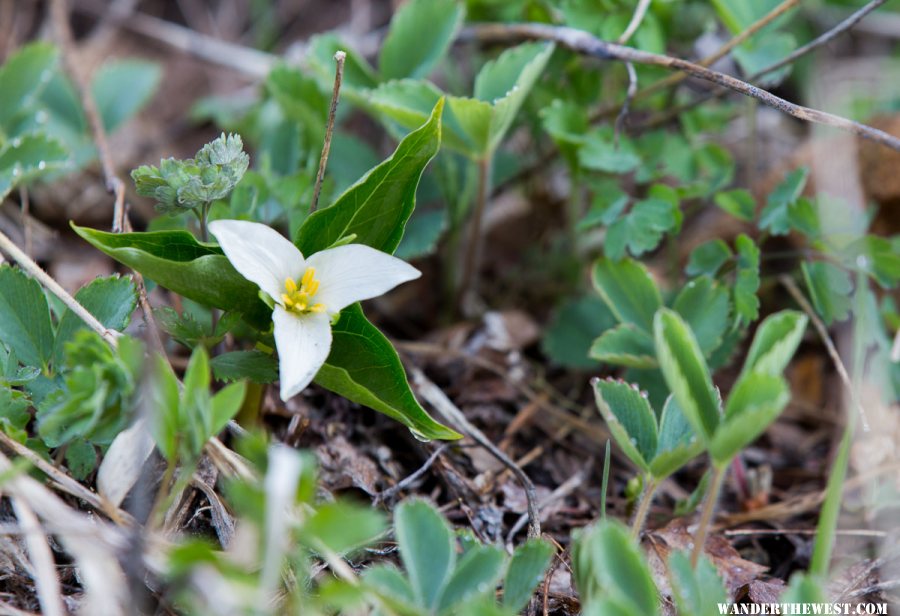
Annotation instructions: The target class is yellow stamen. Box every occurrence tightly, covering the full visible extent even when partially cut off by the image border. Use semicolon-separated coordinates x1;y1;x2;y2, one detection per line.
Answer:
282;267;325;315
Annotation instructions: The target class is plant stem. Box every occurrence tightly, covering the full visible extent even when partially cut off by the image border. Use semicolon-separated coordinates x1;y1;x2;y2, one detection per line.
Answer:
630;477;658;538
692;464;726;567
147;457;178;529
458;156;492;313
199;202;211;242
310;50;346;214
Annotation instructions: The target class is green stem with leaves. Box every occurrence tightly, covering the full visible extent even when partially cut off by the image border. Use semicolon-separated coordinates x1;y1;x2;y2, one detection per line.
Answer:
691;464;726;567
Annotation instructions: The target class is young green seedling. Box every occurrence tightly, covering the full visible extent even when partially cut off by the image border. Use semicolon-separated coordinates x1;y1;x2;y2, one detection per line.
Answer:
653;307;807;565
591;378;703;537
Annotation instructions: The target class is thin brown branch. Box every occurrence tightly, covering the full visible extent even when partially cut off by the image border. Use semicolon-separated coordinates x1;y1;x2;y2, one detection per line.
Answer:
0;229;120;346
50;0;126;232
758;0;887;81
638;0;887;131
780;274;871;431
373;444;448;505
52;0;165;355
591;0;801;122
467;22;900;152
410;366;542;539
310;51;346;214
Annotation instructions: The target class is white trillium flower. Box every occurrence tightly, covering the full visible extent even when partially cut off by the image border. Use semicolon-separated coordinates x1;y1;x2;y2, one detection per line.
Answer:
209;220;421;401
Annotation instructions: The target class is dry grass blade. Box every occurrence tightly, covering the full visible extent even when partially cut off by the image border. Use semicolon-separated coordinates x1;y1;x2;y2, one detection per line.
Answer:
0;451;132;616
410;366;542;539
9;498;65;616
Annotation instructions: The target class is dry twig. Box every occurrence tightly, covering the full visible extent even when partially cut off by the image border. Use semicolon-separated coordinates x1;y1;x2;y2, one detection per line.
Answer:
466;22;900;152
410;366;542;539
310;51;346;214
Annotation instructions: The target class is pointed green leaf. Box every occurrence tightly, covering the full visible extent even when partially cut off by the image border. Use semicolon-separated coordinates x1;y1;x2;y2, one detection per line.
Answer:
210;350;277;384
396;500;456;609
475;41;554;152
739;309;807;379
810;423;851;577
572;520;659;615
649;396;703;480
667;551;728;616
0;42;58;130
589;323;657;369
364;565;421;615
653;308;721;442
303;501;385;555
503;540;554;614
53;275;137;366
592;378;658;472
802;261;852;325
148;355;181;463
380;0;464;80
0;265;54;369
710;372;789;464
672;277;731;355
210;381;246;436
445;95;494;155
315;304;460;441
295;98;442;255
437;545;505;613
592;257;662;333
71;225;271;328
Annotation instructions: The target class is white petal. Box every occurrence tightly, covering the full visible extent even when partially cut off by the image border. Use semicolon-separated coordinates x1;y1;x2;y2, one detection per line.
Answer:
307;244;421;313
209;220;305;302
273;306;332;400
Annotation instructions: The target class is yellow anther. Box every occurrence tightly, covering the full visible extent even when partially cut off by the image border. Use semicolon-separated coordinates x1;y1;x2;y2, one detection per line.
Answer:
282;267;325;315
301;267;316;288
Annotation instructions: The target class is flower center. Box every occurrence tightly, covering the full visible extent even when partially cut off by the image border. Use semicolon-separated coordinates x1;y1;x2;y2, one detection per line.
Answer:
282;267;325;315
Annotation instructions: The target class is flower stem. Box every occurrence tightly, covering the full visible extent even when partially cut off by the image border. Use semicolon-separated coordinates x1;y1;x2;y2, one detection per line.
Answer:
630;477;659;538
199;202;211;242
691;464;726;567
458;156;492;313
